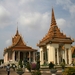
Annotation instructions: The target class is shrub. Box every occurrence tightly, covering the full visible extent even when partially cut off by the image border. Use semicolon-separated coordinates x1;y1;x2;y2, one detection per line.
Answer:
62;59;65;64
26;62;31;72
18;60;23;68
31;63;36;70
16;68;23;72
0;59;4;65
36;60;40;70
60;62;65;69
11;63;16;71
31;70;41;75
49;62;54;69
62;67;75;75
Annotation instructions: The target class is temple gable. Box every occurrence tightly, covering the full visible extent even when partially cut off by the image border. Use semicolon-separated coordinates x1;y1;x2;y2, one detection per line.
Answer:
37;8;73;46
16;37;25;46
3;28;37;65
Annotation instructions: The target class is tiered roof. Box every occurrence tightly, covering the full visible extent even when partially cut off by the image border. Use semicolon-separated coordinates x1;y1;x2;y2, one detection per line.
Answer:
37;8;74;46
4;29;37;54
72;46;75;54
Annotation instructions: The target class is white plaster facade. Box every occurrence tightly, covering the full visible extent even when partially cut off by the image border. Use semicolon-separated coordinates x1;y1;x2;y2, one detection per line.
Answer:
40;43;72;65
4;51;36;65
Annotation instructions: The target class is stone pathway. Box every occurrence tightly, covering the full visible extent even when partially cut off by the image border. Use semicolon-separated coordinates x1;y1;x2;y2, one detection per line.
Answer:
0;68;62;75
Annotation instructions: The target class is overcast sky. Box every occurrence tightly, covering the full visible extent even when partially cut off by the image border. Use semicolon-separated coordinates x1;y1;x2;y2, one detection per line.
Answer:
0;0;75;59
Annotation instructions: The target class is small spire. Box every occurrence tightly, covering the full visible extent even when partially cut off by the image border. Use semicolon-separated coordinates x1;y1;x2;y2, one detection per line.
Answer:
16;26;19;36
51;8;57;26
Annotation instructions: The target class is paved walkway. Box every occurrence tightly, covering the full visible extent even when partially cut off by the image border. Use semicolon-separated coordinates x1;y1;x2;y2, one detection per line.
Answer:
0;68;62;75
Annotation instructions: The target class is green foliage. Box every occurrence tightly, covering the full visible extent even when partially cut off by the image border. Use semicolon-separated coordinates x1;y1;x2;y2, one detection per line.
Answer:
62;59;65;64
31;70;41;75
11;63;16;71
0;59;4;65
26;62;31;72
60;62;65;69
41;63;49;66
26;61;40;72
49;62;54;69
36;60;40;70
62;67;75;75
18;60;23;68
16;68;23;72
12;63;16;67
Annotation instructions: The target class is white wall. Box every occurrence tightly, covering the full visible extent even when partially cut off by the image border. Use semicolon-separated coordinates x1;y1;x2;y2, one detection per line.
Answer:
64;44;72;64
4;52;8;63
47;44;59;64
40;47;43;65
40;43;72;65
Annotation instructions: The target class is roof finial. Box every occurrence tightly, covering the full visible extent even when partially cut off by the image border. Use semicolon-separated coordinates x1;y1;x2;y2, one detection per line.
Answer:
16;22;19;35
51;8;57;26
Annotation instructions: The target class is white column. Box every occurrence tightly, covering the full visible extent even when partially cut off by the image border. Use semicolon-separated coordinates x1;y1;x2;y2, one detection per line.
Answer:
13;51;15;61
47;49;48;63
40;47;43;65
47;48;50;63
47;44;51;63
63;50;65;60
6;52;8;62
40;51;41;64
69;49;72;64
65;49;67;64
4;53;7;63
4;52;8;63
40;51;42;64
45;51;46;62
4;55;5;63
33;51;35;62
57;48;59;65
53;48;55;64
42;51;44;64
29;51;31;63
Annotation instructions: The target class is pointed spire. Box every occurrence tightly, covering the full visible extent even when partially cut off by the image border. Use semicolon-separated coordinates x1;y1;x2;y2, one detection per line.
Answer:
15;26;19;36
51;8;57;26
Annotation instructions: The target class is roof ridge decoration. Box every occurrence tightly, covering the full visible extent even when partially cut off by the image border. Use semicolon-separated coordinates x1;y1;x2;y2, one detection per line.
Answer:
15;26;19;36
13;28;27;46
5;30;26;50
41;8;67;41
51;8;57;26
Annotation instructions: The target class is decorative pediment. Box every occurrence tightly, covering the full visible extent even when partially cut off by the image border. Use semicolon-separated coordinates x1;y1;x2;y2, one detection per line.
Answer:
12;28;26;46
16;37;25;46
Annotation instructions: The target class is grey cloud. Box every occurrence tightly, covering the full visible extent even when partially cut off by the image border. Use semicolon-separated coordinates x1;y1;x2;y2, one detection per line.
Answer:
56;18;66;27
17;12;50;31
56;0;75;17
18;0;34;5
0;5;11;28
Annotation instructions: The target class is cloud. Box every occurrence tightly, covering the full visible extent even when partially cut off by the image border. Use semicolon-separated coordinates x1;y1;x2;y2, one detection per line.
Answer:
56;0;71;5
69;5;75;16
0;5;11;28
5;39;11;45
19;0;34;5
56;18;66;27
17;12;50;30
56;0;75;17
